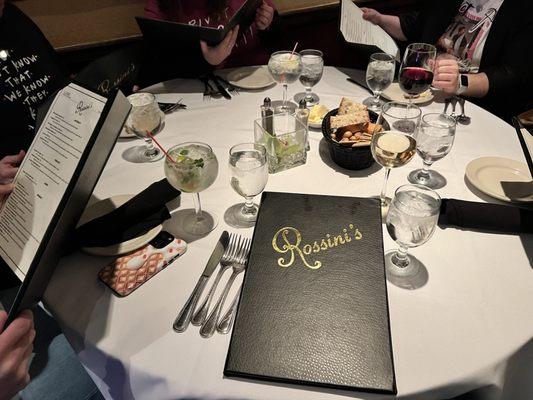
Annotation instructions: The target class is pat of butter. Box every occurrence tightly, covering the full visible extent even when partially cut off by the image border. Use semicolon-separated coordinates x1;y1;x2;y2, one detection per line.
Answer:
309;104;329;123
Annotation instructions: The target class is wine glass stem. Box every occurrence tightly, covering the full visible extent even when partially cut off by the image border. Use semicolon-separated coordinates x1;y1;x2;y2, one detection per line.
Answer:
282;83;288;109
380;168;391;206
373;91;381;105
193;193;203;222
144;138;158;157
417;161;433;181
392;245;410;268
305;87;312;101
242;196;255;215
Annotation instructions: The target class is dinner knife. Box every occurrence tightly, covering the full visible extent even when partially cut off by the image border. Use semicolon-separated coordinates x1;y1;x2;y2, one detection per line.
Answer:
173;230;229;332
209;73;232;100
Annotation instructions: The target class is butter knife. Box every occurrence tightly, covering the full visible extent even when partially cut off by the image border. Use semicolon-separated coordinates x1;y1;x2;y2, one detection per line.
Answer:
209;73;232;100
173;231;229;332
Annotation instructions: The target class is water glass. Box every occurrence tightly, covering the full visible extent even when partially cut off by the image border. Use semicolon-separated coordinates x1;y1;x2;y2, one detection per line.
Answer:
379;101;422;135
363;52;395;111
267;51;302;112
126;93;163;162
227;143;268;228
164;142;219;235
408;113;456;189
385;184;441;277
294;49;324;106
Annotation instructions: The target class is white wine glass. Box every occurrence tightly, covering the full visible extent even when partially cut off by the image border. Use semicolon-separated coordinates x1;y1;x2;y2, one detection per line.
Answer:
294;49;324;106
227;143;268;228
363;52;395;111
268;51;302;113
408;113;456;189
164;142;219;235
385;184;441;278
126;93;164;162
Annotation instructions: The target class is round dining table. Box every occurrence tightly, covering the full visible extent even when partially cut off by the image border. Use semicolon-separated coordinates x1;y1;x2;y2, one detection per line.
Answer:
43;66;533;400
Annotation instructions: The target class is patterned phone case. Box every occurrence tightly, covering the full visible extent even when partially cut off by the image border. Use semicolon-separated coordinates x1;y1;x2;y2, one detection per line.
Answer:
98;238;187;297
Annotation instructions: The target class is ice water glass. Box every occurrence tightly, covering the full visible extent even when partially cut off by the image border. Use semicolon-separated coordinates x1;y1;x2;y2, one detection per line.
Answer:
385;184;441;277
408;113;456;189
164;142;219;235
268;51;302;112
363;53;395;111
228;143;268;228
294;49;324;106
126;93;163;162
380;101;422;135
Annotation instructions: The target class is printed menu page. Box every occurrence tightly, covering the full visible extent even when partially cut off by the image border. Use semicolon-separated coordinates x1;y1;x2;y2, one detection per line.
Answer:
340;0;400;61
0;83;106;280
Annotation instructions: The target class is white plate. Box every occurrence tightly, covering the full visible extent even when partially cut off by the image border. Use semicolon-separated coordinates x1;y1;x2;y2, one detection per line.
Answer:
382;82;434;104
78;194;163;256
120;110;165;139
226;66;276;90
465;157;533;203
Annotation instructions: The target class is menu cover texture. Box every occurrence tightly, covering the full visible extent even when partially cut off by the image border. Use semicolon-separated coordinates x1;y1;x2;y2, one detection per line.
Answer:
225;192;396;394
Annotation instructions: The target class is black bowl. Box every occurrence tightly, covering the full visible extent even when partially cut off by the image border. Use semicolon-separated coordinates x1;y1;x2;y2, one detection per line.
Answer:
321;108;388;170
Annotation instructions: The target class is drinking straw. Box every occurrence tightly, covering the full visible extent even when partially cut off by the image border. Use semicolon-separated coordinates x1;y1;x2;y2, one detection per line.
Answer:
289;42;299;60
146;131;175;163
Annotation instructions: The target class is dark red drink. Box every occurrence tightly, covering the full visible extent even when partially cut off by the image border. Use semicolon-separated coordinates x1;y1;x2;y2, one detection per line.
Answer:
399;67;433;96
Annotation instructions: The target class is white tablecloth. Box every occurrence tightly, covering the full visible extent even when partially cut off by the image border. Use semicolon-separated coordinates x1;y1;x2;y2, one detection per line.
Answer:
44;67;533;400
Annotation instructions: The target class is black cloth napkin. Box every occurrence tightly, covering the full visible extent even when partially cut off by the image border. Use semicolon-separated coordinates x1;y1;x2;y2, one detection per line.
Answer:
74;179;180;248
438;198;533;234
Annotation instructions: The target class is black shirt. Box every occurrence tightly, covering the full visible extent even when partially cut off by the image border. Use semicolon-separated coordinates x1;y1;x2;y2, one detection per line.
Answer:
0;4;66;158
399;0;533;121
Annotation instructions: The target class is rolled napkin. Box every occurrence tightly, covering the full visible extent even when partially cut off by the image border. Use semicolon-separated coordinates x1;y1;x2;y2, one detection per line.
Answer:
438;198;533;234
74;179;180;248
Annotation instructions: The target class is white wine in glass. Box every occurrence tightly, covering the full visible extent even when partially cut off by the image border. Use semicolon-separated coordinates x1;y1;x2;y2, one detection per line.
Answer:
164;142;218;235
371;131;417;207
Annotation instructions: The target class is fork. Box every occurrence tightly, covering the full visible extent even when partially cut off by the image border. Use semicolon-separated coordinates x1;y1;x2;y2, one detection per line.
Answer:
217;286;241;334
191;234;240;326
214;74;240;95
200;237;251;338
199;77;215;101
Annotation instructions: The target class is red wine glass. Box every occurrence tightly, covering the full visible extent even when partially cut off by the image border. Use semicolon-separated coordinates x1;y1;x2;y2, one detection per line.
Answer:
399;43;437;105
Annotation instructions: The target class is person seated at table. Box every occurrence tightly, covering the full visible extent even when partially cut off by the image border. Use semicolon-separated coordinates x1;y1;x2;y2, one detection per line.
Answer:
361;0;533;121
143;0;282;79
0;0;67;158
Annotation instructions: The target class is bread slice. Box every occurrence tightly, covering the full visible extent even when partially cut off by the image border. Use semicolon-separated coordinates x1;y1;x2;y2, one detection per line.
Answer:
330;110;369;130
338;97;368;115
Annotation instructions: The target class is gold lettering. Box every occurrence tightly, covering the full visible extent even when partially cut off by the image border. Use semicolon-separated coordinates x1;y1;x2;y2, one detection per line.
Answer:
312;242;320;253
320;239;329;250
303;244;312;255
343;228;352;242
326;234;334;248
272;227;321;269
333;235;345;246
354;229;363;240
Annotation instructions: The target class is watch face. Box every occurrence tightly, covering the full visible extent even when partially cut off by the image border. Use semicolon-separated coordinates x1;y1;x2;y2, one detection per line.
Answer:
461;74;469;87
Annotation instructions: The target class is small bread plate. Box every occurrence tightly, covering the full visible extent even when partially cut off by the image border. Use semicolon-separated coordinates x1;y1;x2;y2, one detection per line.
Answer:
225;66;275;90
120;110;165;139
382;82;434;105
78;194;163;256
465;156;533;203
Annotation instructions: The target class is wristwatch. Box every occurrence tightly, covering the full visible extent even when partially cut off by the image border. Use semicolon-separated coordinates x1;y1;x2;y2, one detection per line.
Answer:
456;74;469;95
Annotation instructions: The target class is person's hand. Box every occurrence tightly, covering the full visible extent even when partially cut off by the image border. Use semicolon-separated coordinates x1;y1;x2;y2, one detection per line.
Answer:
255;1;274;31
200;26;240;66
0;310;35;400
361;8;383;25
432;56;460;94
0;150;25;196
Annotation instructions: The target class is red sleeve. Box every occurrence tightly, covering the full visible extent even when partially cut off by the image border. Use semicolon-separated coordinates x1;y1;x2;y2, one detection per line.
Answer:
144;0;165;19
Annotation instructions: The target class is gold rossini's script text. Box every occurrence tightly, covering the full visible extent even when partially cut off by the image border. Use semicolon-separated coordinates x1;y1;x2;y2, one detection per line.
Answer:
272;224;362;270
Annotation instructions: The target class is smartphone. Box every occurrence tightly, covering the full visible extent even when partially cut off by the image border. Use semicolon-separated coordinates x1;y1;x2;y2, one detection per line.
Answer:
98;231;187;297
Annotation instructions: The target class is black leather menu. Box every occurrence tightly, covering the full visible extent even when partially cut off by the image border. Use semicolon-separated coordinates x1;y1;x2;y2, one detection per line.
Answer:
225;192;396;394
